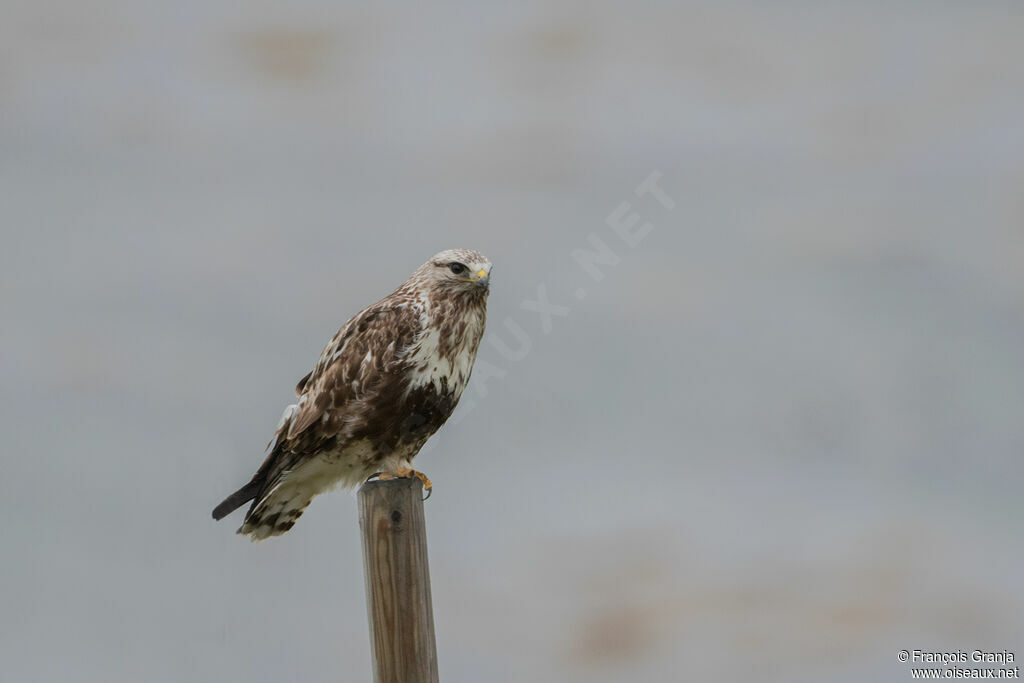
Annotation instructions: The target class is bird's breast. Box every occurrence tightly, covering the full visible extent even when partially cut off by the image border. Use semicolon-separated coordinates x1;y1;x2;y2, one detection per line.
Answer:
405;311;484;396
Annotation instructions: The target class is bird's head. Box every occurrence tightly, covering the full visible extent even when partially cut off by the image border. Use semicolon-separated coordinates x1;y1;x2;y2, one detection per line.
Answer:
414;249;492;298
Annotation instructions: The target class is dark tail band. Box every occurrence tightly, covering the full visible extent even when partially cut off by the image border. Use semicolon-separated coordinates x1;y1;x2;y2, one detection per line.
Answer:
212;480;262;520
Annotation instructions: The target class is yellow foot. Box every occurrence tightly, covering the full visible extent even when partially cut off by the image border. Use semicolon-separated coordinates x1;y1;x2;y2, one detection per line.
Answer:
375;468;433;500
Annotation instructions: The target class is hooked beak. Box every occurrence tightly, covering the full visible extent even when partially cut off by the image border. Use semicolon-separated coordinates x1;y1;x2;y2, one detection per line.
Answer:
471;268;490;290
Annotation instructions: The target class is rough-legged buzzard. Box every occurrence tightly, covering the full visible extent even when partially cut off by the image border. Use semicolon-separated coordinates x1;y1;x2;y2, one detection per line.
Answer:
213;249;491;540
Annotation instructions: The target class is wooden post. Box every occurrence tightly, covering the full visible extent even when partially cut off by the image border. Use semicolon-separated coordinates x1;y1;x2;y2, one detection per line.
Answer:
358;477;439;683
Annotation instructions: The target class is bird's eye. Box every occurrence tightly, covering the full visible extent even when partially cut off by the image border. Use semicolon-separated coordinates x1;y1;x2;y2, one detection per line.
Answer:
449;262;467;275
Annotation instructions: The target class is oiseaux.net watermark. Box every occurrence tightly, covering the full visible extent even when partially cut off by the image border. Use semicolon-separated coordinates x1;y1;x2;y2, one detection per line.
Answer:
899;650;1019;679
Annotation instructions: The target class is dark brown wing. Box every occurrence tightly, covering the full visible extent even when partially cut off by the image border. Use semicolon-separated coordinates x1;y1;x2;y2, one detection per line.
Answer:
284;303;420;440
212;299;421;520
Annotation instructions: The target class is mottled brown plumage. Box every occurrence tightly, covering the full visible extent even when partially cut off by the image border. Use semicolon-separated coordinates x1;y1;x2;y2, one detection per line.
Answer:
213;249;491;540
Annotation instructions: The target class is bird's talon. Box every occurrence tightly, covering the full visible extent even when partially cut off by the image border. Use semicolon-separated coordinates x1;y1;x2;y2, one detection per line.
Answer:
414;471;432;489
375;468;432;499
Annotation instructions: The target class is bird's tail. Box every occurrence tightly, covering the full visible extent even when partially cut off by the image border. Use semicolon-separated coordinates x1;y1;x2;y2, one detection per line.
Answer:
236;483;314;541
212;480;262;521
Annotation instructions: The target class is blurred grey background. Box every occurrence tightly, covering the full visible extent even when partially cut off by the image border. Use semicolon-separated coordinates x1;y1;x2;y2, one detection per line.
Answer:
2;2;1023;682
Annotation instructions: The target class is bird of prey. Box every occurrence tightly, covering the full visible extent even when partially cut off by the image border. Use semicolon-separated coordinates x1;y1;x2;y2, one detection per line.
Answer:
213;249;491;540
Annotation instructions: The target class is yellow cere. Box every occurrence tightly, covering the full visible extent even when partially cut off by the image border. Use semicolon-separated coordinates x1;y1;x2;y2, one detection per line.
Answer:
477;269;487;278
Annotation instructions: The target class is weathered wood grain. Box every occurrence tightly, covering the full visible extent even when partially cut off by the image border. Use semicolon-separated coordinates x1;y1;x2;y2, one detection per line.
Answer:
358;477;439;683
